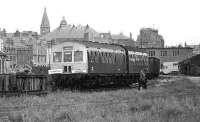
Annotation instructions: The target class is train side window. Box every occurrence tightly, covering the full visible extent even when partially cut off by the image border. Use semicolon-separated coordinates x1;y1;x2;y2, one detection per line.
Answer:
53;52;62;62
105;53;108;63
88;51;91;57
109;54;112;64
93;51;98;63
100;52;103;63
118;54;122;64
90;51;95;63
108;54;111;64
94;51;98;56
140;56;142;65
109;53;112;57
101;52;104;63
116;53;120;64
106;52;109;63
112;53;115;64
87;51;92;63
120;54;123;64
113;54;116;64
74;51;83;62
90;51;93;57
115;54;119;64
135;56;138;65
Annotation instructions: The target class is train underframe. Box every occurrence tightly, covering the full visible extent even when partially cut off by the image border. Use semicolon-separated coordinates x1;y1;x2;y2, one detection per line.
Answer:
50;73;145;90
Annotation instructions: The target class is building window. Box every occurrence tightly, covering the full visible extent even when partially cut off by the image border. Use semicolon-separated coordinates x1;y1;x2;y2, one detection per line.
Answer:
161;51;167;56
173;50;179;56
74;51;83;62
53;52;62;62
149;51;155;56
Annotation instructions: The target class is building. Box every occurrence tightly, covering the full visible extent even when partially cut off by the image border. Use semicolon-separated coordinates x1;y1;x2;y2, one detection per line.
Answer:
0;51;8;74
32;40;47;66
0;28;47;72
0;8;49;72
40;8;50;36
40;17;99;42
141;47;193;74
136;28;164;48
186;44;200;55
111;32;135;47
0;38;4;51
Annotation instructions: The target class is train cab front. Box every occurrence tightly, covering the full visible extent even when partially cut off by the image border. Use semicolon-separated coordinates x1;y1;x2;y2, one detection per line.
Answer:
48;42;88;75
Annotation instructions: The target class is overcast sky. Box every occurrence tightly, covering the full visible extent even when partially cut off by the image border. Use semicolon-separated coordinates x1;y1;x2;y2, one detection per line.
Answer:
0;0;200;46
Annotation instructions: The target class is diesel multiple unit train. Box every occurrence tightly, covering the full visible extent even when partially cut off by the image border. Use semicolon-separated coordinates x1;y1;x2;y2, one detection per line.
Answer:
48;40;160;89
0;41;160;94
179;54;200;76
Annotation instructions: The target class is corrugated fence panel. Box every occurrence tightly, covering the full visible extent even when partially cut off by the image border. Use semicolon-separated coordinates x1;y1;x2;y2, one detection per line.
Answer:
0;74;47;93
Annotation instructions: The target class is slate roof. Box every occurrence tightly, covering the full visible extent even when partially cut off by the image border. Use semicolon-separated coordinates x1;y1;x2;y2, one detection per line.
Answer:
40;17;99;41
111;33;130;40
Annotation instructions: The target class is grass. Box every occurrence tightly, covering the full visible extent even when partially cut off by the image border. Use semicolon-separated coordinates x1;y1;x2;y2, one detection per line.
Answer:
0;76;200;122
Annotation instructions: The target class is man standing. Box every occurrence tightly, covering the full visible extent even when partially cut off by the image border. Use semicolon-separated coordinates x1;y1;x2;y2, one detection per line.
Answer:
139;69;147;90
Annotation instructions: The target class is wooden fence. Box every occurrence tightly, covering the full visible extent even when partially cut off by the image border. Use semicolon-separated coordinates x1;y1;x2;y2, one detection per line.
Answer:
0;74;48;93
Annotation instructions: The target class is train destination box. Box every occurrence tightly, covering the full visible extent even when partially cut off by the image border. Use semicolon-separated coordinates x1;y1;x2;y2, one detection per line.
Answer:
48;69;63;74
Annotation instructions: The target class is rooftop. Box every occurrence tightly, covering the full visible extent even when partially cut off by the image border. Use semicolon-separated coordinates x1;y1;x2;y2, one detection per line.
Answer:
40;17;99;41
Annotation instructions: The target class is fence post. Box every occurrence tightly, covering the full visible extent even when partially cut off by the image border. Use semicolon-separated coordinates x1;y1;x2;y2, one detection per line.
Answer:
0;75;2;91
5;75;9;91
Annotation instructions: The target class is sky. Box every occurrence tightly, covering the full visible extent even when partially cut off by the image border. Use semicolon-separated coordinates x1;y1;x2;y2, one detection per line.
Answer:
0;0;200;46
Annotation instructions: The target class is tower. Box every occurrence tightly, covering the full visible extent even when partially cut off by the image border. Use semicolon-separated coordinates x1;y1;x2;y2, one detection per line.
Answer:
59;16;67;28
40;8;50;36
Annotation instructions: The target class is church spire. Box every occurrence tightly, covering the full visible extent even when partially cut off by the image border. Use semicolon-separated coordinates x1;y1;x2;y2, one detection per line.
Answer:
40;7;50;36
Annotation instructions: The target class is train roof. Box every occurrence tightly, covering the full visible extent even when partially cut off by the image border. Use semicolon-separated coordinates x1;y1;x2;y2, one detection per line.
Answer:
148;57;160;60
179;54;200;65
54;39;126;51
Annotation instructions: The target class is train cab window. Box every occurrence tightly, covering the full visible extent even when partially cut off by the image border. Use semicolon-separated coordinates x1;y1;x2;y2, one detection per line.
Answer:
74;51;83;62
64;51;72;62
53;52;62;62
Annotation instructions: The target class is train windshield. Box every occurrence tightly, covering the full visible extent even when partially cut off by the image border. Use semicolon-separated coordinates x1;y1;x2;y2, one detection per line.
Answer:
74;51;83;62
53;52;62;62
64;51;72;62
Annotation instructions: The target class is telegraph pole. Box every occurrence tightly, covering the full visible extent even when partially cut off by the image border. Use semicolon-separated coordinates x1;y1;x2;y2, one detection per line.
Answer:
48;39;52;67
